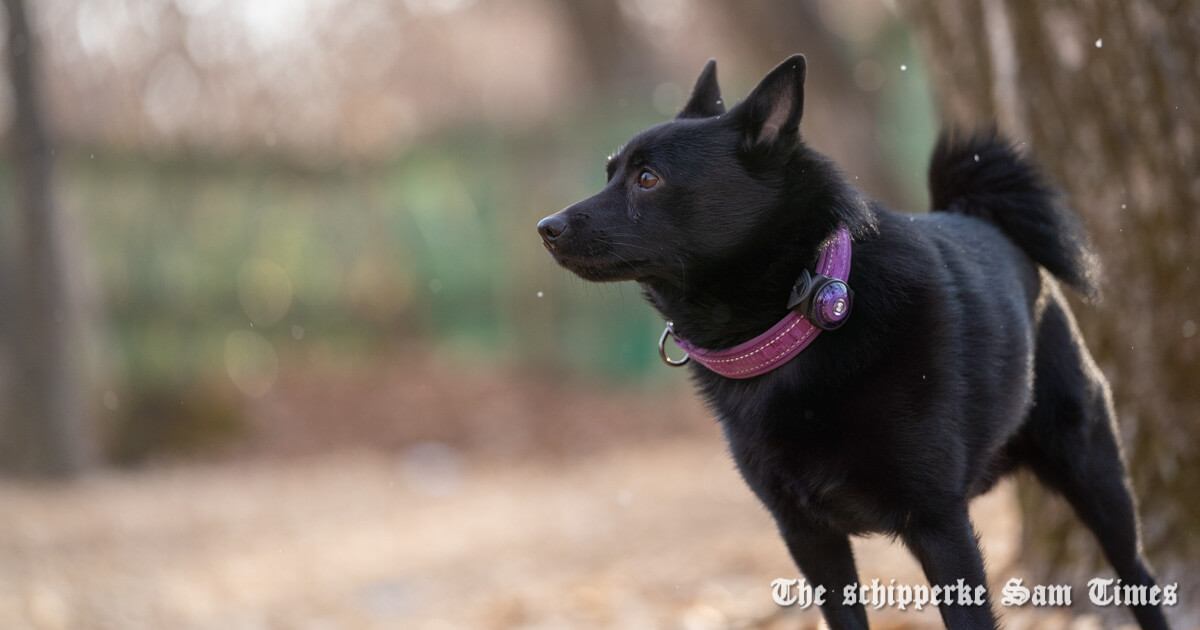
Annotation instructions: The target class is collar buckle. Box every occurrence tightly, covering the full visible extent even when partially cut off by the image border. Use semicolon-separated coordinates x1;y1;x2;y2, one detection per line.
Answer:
786;269;853;331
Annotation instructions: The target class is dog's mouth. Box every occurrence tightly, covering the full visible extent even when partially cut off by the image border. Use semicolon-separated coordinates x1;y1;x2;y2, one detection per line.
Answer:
538;207;654;282
546;245;646;282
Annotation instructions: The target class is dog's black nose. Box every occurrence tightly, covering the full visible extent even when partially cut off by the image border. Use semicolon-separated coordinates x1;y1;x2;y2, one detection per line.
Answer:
537;214;568;242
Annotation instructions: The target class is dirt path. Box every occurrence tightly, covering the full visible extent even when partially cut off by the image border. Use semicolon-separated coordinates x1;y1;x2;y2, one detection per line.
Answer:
1;429;1113;630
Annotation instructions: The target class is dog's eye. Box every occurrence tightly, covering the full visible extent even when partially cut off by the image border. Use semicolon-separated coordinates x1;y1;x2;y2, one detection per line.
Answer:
637;170;660;189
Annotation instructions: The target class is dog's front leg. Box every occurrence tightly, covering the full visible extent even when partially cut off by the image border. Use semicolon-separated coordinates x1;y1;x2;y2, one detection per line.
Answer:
902;508;997;630
779;523;869;630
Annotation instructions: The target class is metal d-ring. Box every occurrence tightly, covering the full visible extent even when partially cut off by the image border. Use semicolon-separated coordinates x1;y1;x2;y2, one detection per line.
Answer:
658;322;690;367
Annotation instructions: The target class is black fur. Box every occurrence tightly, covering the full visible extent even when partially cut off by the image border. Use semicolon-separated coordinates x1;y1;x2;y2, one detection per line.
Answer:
928;130;1102;301
537;55;1169;630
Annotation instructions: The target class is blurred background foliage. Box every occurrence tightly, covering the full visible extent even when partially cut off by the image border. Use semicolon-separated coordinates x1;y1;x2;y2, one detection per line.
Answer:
0;0;936;463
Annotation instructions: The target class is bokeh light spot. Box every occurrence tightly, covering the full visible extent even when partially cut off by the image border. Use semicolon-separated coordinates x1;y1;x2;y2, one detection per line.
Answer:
225;330;279;397
237;258;293;327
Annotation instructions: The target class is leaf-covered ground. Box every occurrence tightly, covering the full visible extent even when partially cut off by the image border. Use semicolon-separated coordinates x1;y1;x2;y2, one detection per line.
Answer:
0;354;1152;629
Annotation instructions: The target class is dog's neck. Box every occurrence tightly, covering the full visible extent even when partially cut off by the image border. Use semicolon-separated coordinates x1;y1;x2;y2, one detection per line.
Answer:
641;165;874;351
641;239;821;350
641;226;871;353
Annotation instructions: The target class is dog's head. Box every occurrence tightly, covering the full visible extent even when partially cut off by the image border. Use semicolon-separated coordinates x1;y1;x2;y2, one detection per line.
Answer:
538;55;832;285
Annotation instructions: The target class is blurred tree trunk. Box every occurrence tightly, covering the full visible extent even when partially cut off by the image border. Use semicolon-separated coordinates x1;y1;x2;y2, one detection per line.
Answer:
0;0;90;477
906;0;1199;595
559;0;661;96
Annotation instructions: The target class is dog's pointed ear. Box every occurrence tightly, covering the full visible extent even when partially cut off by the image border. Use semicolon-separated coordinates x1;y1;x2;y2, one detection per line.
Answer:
733;54;806;150
676;59;725;119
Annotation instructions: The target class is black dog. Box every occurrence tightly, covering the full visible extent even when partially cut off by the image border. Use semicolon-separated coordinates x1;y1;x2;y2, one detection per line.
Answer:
537;55;1170;630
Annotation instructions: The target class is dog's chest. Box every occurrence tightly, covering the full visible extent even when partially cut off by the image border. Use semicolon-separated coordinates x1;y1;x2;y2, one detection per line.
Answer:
724;429;900;535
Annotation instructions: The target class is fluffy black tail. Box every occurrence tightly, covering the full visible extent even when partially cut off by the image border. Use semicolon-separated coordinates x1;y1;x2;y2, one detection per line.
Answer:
928;129;1101;301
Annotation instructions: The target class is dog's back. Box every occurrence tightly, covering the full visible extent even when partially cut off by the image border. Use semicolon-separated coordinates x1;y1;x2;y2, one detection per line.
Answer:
928;130;1101;302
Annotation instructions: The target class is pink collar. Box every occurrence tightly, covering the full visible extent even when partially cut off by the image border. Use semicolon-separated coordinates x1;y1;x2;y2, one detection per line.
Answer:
658;228;853;379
